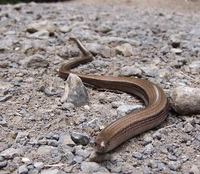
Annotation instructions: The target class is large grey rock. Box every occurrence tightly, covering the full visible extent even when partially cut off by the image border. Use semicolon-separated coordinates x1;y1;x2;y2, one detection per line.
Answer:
60;73;89;107
0;148;21;159
171;87;200;115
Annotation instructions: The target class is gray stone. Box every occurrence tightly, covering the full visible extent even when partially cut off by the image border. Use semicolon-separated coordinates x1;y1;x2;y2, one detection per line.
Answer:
26;20;56;34
152;131;162;140
0;115;7;127
73;155;83;163
132;152;143;160
59;133;75;147
167;154;177;161
117;104;143;116
70;132;90;146
75;149;90;158
37;145;55;156
143;134;153;145
48;140;59;147
183;123;194;133
115;43;133;57
15;132;29;144
20;54;49;68
62;151;74;164
0;161;7;168
168;161;181;171
33;162;44;170
119;65;142;77
0;148;21;159
18;165;28;174
60;73;89;107
143;143;154;155
171;48;182;54
81;161;109;173
171;87;200;115
189;60;200;74
86;43;112;58
61;103;75;111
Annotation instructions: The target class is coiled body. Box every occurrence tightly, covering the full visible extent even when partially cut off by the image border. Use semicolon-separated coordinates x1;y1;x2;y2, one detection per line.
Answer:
59;38;169;153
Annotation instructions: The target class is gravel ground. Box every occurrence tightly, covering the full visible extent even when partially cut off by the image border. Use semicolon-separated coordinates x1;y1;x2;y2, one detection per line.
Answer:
0;0;200;174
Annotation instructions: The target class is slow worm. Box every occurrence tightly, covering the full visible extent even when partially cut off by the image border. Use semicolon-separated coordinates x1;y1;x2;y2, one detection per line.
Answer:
59;38;169;153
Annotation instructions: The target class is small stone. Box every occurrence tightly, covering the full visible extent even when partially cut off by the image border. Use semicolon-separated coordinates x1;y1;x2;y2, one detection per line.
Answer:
183;123;194;133
171;48;182;54
21;157;31;164
189;165;200;174
115;43;133;57
37;145;55;156
117;104;143;116
62;151;74;164
48;140;59;147
0;148;21;159
18;165;28;174
167;154;177;161
143;144;154;155
61;102;75;111
81;161;109;173
119;65;142;77
15;132;29;144
189;60;200;74
59;133;75;147
26;20;56;34
171;87;200;115
143;134;153;145
75;149;90;158
0;161;7;168
20;54;49;68
86;43;112;58
70;132;90;146
60;73;89;107
73;155;83;163
34;162;44;170
168;161;181;171
170;34;181;48
132;152;143;160
0;115;7;127
152;131;162;140
89;152;111;162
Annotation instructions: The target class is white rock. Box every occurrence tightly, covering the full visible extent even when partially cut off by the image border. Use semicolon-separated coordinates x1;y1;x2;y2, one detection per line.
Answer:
171;87;200;115
115;43;133;57
0;147;21;159
117;104;143;116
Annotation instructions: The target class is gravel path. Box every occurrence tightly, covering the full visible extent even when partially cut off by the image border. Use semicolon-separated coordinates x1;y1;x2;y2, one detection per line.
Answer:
0;1;200;174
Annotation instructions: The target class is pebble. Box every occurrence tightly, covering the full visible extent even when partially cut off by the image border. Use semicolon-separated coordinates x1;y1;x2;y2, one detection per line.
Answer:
61;102;75;111
168;161;181;171
0;148;21;159
21;54;49;68
60;73;89;107
171;48;182;54
86;43;112;58
117;104;143;116
15;132;29;144
183;122;194;133
59;133;75;147
132;152;143;160
37;145;55;156
0;161;7;168
70;132;90;146
115;43;134;57
73;155;83;163
0;115;7;127
189;60;200;74
81;161;109;173
62;151;74;164
119;65;142;77
33;162;44;170
18;165;28;174
143;143;154;155
171;87;200;115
